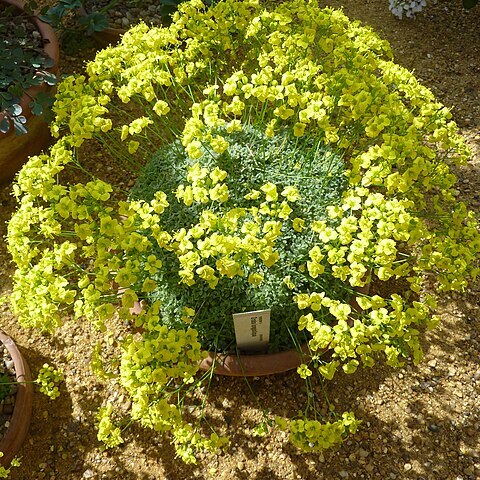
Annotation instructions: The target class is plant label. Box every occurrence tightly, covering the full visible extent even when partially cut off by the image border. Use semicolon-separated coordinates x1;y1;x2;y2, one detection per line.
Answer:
232;309;270;352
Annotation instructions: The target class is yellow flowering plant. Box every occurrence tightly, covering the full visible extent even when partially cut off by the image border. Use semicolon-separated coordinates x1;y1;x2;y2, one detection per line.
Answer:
7;0;480;462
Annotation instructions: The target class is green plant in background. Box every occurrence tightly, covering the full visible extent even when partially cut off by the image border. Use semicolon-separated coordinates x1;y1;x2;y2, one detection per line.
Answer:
7;0;480;463
39;0;107;36
36;0;210;53
38;0;196;46
0;1;56;134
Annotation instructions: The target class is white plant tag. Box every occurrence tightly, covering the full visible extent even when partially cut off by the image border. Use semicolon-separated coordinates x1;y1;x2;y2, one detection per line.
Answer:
232;309;270;352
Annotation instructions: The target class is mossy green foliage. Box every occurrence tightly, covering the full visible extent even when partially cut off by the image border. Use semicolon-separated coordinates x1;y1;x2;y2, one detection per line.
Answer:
131;126;349;351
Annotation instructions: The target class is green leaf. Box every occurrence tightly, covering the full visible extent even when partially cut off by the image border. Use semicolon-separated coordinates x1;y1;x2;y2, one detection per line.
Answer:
62;0;82;9
0;374;12;402
7;104;22;117
319;360;339;380
42;72;57;86
11;47;24;62
30;75;45;87
29;92;54;118
30;100;44;116
463;0;478;8
79;12;109;35
24;0;38;14
13;118;28;136
342;359;359;374
43;58;55;70
15;115;27;125
0;117;11;134
39;4;68;27
30;55;45;69
14;26;26;37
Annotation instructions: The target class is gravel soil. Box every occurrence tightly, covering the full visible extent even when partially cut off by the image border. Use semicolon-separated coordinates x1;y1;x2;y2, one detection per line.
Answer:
0;1;479;479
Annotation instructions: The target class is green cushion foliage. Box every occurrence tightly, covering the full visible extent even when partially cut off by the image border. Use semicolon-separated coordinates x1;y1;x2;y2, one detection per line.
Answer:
131;125;349;351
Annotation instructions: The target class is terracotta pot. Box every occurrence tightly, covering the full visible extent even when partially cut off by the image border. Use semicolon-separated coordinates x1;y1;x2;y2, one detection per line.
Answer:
198;343;311;377
92;24;125;48
0;332;33;466
0;0;60;186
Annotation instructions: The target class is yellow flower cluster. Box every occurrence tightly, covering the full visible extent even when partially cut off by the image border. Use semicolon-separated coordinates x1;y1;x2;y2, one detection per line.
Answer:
96;403;124;449
276;412;361;452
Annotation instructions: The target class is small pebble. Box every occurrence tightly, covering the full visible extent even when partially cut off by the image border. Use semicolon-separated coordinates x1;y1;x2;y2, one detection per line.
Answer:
464;466;475;476
465;449;479;458
358;448;369;458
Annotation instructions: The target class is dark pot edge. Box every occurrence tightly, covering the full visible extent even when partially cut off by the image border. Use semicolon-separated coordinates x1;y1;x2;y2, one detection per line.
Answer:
0;331;33;467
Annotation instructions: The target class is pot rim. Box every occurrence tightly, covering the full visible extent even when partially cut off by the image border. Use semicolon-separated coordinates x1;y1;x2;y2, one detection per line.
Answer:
0;331;33;467
198;342;311;377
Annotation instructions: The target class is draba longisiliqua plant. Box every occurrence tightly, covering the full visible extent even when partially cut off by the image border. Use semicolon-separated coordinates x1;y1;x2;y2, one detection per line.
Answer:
7;0;480;463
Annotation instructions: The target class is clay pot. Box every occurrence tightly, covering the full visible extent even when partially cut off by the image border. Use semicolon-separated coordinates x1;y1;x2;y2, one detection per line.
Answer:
0;332;33;466
198;343;311;377
0;0;60;186
92;24;124;48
